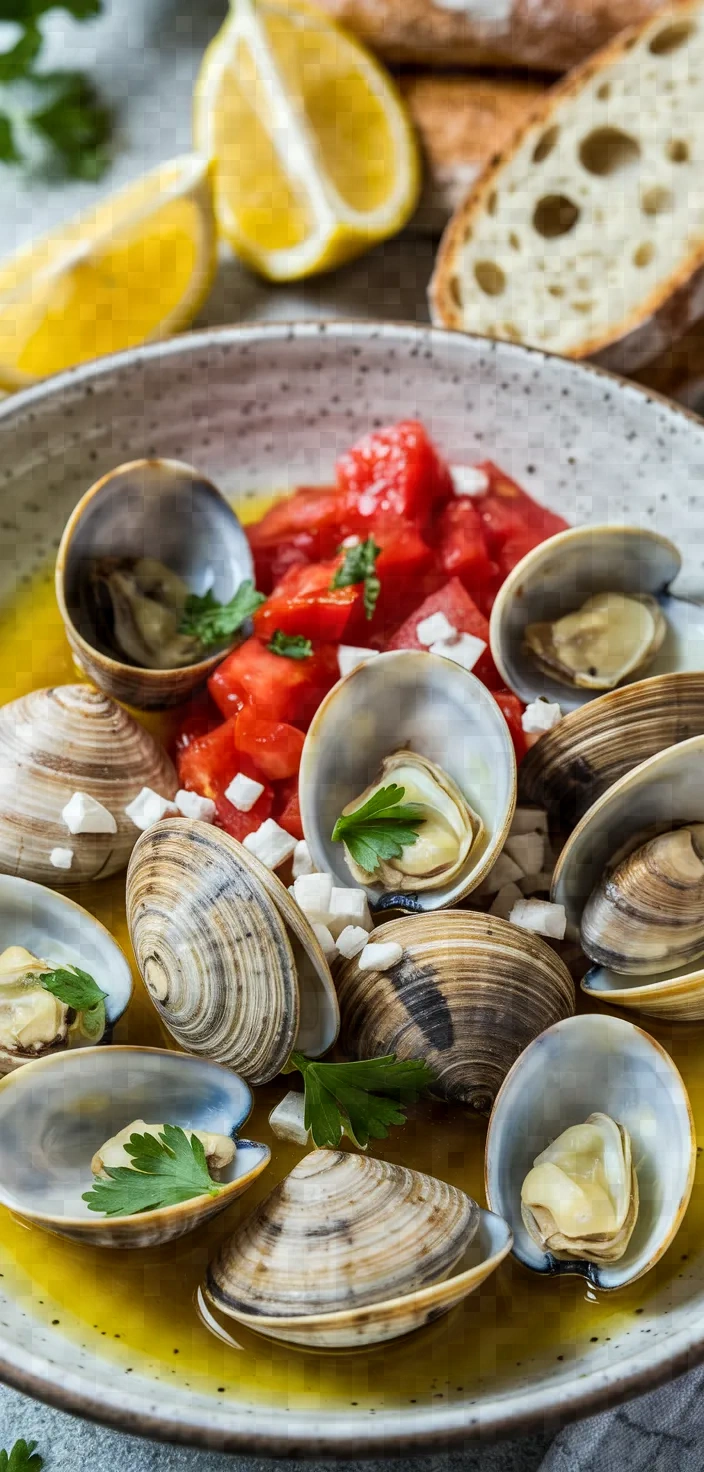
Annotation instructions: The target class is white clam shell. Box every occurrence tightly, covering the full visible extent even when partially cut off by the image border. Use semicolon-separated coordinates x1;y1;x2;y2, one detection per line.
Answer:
0;1046;270;1248
0;874;132;1075
299;650;516;913
490;525;704;711
553;734;704;1018
485;1014;695;1290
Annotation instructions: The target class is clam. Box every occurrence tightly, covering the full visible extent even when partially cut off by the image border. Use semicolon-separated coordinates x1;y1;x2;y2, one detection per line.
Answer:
127;818;339;1085
553;733;704;1020
0;1046;270;1248
206;1148;512;1349
490;525;704;712
0;684;177;885
519;672;704;829
336;910;575;1114
485;1014;695;1289
299;650;516;914
56;458;254;709
0;874;131;1075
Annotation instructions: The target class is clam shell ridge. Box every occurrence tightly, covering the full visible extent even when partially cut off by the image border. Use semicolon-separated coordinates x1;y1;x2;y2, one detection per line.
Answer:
336;911;575;1114
126;819;301;1085
207;1149;480;1319
0;685;177;886
581;825;704;976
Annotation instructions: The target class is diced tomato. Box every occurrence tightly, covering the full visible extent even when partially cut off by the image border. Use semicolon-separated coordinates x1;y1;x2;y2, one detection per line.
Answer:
386;578;501;689
433;499;497;612
247;487;349;590
214;786;274;842
346;521;436;644
234;705;305;781
336;420;454;530
209;636;338;727
177;718;274;839
254;557;361;644
474;462;569;577
167;690;223;761
273;776;304;840
493;688;527;762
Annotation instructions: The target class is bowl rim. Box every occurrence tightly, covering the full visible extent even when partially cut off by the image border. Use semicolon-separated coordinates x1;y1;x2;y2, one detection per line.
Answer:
1;318;704;1453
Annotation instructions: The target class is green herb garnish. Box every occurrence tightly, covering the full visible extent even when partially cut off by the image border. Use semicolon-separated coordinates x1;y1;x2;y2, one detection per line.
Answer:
179;579;265;649
0;3;111;180
330;536;381;620
39;964;107;1041
82;1124;222;1218
0;1439;43;1472
331;782;423;873
286;1052;434;1148
267;630;313;660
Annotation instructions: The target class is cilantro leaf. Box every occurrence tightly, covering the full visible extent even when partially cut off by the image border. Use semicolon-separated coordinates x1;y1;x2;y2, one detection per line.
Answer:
267;630;313;660
39;964;107;1041
288;1052;434;1148
0;1440;43;1472
330;536;381;620
331;782;423;872
179;580;265;649
82;1124;223;1217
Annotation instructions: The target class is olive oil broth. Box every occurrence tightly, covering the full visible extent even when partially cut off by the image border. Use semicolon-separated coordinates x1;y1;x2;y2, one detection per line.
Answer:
0;555;702;1412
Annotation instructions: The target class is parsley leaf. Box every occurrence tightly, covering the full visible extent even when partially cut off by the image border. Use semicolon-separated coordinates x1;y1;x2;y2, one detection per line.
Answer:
39;964;107;1041
0;1440;44;1472
287;1052;434;1148
0;1;111;180
82;1124;223;1217
330;536;381;620
267;630;313;660
179;580;265;650
331;782;423;873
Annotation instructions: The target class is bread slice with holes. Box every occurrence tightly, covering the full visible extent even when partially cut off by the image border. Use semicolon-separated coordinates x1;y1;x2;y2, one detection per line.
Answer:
431;1;704;373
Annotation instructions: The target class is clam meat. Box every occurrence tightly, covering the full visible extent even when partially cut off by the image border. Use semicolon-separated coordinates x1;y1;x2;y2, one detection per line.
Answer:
334;750;482;892
520;1112;638;1265
0;946;69;1059
524;593;666;692
91;1121;236;1179
92;557;203;670
581;825;704;976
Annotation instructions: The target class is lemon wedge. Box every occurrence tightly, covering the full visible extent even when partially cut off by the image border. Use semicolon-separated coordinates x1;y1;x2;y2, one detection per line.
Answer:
0;154;217;391
194;0;420;281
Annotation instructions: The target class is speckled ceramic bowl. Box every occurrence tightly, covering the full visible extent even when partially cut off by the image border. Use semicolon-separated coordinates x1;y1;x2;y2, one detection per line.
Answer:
1;323;704;1455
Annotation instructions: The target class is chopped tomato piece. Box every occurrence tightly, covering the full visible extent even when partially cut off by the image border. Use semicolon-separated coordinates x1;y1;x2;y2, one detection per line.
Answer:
493;688;527;762
209;636;338;727
347;521;435;643
168;690;223;761
254;557;361;644
386;577;501;689
433;499;497;612
474;463;569;576
214;786;274;842
234;705;305;781
336;420;454;529
274;776;304;840
247;487;349;589
177;718;274;838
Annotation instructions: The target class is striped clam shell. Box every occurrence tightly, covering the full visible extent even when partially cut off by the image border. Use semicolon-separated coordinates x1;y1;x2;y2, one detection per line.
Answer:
336;911;575;1115
581;825;704;977
0;684;177;886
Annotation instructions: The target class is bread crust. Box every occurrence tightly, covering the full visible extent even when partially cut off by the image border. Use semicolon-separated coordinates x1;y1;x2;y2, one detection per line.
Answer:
430;0;704;372
315;0;665;71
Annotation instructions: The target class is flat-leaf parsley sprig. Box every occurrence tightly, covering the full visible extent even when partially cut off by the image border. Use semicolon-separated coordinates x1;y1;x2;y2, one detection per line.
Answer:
267;630;313;660
286;1051;434;1148
179;579;265;649
82;1124;222;1218
330;535;381;619
39;964;107;1040
331;782;423;873
0;1439;43;1472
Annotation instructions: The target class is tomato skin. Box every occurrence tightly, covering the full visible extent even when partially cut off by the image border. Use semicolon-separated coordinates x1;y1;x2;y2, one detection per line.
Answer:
254;558;361;644
493;688;527;762
214;787;274;841
234;705;305;781
274;776;304;840
336;420;454;529
474;462;569;576
168;691;224;761
433;499;497;612
386;577;501;689
209;636;338;727
177;719;274;838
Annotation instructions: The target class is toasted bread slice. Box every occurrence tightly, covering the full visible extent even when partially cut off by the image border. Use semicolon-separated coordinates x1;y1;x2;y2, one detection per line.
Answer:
431;1;704;372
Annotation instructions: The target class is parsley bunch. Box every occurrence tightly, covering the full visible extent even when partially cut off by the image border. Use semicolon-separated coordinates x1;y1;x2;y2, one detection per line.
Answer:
179;580;265;649
39;963;107;1040
330;536;381;619
0;1;111;179
0;1440;43;1471
331;782;423;872
83;1124;223;1217
286;1051;434;1148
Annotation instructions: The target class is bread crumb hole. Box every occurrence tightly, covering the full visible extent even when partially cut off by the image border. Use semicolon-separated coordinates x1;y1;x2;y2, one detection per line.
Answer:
474;261;506;296
533;194;580;239
579;127;640;177
487;191;497;216
649;20;695;54
667;138;690;163
533;126;560;164
633;243;654;267
509;231;521;250
641;185;673;215
548;284;564;298
596;82;611;100
448;276;462;309
572;301;594;314
500;323;521;341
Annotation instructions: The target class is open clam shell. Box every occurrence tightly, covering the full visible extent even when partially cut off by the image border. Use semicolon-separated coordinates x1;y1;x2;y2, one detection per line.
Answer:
206;1148;512;1349
519;672;704;830
0;684;177;885
0;1046;270;1248
553;734;704;1019
126;819;339;1084
336;911;575;1114
56;458;254;709
485;1014;695;1289
299;651;516;914
0;875;132;1075
490;525;704;711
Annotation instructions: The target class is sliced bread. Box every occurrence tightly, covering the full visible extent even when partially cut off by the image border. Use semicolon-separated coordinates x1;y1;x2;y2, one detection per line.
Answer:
431;1;704;372
313;0;664;72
